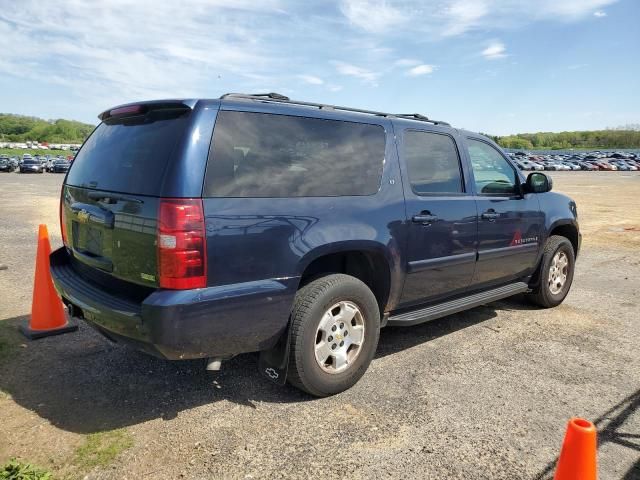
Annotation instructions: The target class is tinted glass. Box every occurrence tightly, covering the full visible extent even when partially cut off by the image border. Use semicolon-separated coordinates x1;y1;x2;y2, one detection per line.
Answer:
404;131;463;194
204;111;385;197
66;110;189;195
467;139;517;195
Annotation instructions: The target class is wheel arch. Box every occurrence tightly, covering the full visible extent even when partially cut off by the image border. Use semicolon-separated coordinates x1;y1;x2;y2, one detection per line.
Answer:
529;222;579;289
297;241;396;314
548;221;580;257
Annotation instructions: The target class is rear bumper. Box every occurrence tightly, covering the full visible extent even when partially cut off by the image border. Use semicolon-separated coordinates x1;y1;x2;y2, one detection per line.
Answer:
50;247;298;360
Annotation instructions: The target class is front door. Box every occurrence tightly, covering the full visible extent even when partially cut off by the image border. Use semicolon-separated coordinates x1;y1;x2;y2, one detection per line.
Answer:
398;129;478;308
465;137;543;287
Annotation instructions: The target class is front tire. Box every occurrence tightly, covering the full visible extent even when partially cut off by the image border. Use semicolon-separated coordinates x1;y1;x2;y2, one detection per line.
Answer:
528;235;575;308
288;274;380;397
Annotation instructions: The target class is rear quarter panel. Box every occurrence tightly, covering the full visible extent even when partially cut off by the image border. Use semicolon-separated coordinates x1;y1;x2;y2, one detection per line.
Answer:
202;116;408;314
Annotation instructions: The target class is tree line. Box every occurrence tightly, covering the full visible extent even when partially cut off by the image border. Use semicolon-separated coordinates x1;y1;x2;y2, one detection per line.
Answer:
0;113;95;144
486;130;640;150
2;111;640;150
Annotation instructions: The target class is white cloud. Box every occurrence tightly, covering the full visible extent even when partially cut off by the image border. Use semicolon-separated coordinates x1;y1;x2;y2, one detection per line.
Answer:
594;10;607;17
395;58;422;67
339;0;407;33
442;0;489;36
338;0;618;38
328;84;343;92
298;74;324;85
332;61;380;85
537;0;615;19
481;42;507;60
407;64;435;76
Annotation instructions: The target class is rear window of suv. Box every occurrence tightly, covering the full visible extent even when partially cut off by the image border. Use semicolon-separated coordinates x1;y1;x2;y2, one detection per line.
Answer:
66;109;190;196
204;111;385;197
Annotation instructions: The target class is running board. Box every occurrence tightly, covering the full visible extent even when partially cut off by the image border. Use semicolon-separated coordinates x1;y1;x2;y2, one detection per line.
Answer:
387;282;529;327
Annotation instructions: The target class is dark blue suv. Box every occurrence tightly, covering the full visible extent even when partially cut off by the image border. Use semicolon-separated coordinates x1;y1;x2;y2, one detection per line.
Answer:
51;93;580;396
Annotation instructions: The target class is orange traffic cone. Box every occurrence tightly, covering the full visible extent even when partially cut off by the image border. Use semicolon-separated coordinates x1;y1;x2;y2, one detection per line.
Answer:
554;418;597;480
20;224;77;339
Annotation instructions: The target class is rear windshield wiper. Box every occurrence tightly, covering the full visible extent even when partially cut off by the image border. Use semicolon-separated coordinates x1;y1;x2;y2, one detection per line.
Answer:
87;191;144;204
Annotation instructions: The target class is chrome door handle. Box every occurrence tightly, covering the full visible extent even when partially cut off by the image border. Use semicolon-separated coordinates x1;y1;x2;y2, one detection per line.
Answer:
412;214;439;225
481;211;500;221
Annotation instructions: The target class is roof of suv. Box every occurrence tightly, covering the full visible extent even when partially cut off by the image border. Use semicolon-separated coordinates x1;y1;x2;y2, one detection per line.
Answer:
103;94;455;130
100;94;503;148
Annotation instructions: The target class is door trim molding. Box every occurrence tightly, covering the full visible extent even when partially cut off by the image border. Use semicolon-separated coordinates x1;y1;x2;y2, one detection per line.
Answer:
477;243;538;261
407;251;476;273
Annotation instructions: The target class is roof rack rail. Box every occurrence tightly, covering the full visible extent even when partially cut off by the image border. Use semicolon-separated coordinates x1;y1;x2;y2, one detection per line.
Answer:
395;113;450;126
221;92;290;101
218;93;451;126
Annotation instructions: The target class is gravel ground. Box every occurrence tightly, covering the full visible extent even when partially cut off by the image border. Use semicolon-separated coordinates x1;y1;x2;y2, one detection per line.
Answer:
0;171;639;479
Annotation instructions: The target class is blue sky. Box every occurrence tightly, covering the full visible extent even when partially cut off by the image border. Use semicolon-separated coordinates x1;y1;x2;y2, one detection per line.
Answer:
0;0;638;135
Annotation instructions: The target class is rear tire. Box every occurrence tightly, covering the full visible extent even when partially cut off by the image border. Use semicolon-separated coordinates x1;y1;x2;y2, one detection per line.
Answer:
527;235;575;308
288;274;380;397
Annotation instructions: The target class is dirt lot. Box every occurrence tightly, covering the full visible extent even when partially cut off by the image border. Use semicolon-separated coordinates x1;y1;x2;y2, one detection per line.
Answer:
0;172;639;479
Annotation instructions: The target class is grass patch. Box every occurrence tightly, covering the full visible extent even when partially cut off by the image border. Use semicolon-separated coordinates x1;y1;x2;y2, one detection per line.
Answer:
0;458;52;480
0;148;72;158
73;430;133;470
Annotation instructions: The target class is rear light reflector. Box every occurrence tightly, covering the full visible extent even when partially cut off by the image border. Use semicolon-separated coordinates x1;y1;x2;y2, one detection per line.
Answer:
158;198;207;289
60;189;68;247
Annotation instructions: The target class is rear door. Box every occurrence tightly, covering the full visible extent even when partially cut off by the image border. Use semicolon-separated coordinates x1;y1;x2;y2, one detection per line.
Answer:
464;137;543;287
397;127;478;308
62;105;193;291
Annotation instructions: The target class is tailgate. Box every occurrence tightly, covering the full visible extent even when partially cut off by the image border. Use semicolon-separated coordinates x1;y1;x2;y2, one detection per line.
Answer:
63;186;160;288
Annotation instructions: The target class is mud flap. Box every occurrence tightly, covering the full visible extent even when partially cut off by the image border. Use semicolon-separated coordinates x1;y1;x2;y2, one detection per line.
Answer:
258;324;291;386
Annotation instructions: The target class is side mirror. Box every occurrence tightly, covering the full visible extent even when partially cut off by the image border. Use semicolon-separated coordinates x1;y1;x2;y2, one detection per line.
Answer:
525;172;553;193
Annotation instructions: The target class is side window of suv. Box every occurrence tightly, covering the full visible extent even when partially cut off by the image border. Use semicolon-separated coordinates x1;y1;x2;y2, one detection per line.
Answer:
404;130;464;194
467;139;518;195
204;111;385;198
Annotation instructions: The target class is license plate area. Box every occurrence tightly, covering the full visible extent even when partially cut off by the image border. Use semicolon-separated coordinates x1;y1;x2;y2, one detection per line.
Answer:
72;222;104;256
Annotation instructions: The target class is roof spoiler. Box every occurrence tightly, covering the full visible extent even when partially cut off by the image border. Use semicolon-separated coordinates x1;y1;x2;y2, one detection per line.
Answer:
98;99;197;121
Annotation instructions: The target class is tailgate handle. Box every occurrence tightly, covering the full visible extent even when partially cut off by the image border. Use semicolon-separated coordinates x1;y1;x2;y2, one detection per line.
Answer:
70;203;115;229
72;249;114;273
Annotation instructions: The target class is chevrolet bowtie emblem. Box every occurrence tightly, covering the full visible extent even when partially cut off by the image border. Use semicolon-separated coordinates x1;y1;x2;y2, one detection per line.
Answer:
77;209;90;223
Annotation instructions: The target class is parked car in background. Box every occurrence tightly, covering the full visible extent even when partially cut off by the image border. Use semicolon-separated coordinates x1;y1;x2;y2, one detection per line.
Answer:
19;158;44;173
50;159;71;173
580;162;598;171
565;163;581;171
596;161;615;171
0;156;14;172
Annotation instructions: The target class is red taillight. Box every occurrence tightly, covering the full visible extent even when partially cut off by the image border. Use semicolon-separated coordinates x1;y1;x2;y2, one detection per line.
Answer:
158;198;207;289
